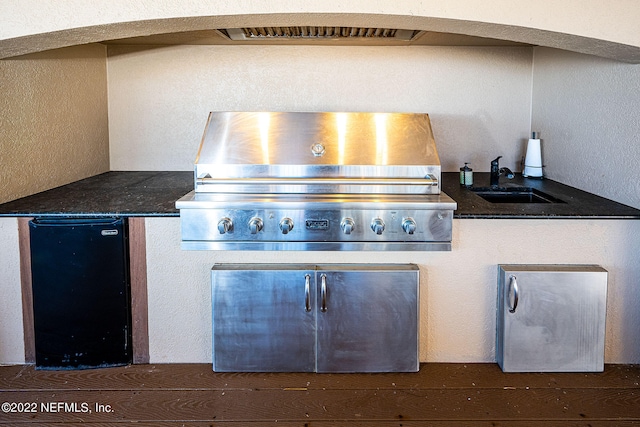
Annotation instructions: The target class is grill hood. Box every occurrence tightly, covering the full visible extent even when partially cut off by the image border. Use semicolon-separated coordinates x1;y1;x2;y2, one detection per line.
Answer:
194;112;442;195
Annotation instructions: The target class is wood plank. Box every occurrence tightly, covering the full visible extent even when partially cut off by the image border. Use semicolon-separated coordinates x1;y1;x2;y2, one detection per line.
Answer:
17;217;35;364
2;364;639;392
128;217;150;364
0;388;639;423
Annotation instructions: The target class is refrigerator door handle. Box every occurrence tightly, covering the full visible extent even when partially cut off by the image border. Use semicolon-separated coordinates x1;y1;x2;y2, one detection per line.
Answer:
508;275;519;313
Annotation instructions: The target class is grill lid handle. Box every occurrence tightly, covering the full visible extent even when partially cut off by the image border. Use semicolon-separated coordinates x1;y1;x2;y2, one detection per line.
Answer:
197;176;438;187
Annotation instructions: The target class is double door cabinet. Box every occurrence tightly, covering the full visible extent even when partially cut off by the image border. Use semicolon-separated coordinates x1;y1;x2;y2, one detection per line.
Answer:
211;264;419;372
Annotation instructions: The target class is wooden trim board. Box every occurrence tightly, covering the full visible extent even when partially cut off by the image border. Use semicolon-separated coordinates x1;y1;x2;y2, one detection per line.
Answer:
17;217;35;364
128;217;150;364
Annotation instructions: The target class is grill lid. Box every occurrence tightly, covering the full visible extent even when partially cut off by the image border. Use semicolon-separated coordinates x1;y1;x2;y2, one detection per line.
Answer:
194;112;442;194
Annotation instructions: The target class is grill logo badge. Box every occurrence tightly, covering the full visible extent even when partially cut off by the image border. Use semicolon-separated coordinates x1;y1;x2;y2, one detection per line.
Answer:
305;219;329;230
310;143;326;157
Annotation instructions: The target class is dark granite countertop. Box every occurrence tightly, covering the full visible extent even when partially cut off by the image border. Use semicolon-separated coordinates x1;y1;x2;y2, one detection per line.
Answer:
0;171;639;219
0;171;193;217
443;172;640;219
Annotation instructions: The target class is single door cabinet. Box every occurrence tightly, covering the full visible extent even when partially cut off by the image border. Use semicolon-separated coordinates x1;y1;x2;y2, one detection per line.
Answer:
497;264;607;372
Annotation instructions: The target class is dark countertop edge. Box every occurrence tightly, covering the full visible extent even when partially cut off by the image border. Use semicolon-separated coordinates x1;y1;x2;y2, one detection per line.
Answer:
0;212;180;218
455;214;640;220
8;213;636;220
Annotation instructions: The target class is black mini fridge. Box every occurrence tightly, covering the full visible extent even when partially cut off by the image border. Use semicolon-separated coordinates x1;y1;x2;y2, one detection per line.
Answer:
29;217;132;369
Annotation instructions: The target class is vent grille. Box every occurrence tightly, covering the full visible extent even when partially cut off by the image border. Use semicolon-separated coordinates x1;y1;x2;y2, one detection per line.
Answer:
223;27;419;41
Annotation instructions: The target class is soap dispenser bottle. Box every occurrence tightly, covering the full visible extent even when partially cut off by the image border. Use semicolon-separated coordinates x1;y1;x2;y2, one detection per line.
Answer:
460;163;473;187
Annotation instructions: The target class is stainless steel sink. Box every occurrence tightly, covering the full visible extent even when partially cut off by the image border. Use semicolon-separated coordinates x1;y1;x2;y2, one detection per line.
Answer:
470;187;565;204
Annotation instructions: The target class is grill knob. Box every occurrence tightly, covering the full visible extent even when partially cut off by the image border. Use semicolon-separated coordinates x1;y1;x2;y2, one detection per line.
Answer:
248;217;263;234
279;217;294;234
402;217;417;235
217;217;233;234
370;218;385;235
340;217;355;235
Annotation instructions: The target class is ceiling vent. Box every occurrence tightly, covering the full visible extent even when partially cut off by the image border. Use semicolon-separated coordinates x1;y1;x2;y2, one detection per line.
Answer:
221;26;420;41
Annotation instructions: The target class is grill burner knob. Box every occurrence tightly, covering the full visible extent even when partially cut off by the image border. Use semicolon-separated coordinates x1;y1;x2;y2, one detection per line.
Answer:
402;217;417;235
340;218;355;235
370;218;385;235
279;217;294;234
248;217;264;234
217;217;233;234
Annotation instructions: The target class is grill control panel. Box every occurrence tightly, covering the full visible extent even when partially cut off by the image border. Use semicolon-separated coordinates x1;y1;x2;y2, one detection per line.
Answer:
181;208;452;245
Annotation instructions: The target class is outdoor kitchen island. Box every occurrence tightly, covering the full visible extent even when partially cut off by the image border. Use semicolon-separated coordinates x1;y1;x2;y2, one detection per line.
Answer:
1;171;640;369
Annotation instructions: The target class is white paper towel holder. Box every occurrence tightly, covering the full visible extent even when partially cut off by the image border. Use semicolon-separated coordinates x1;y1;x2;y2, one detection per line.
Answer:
523;131;544;179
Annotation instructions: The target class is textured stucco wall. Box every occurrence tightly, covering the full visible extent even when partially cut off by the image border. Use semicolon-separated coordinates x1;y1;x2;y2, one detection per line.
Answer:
107;45;533;173
0;44;110;204
144;217;640;364
531;47;640;209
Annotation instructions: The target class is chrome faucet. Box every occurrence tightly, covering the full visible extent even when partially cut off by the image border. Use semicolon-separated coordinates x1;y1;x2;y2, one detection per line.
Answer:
490;156;515;187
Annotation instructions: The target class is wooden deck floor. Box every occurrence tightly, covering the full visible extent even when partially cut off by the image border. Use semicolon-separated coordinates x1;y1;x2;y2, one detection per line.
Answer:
1;363;639;426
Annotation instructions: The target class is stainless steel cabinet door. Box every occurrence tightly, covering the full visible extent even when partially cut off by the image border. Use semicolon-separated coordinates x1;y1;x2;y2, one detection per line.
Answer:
212;266;316;372
316;266;419;373
497;265;607;372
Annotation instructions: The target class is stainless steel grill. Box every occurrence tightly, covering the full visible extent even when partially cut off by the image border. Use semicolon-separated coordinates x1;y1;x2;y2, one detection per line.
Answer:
176;111;456;251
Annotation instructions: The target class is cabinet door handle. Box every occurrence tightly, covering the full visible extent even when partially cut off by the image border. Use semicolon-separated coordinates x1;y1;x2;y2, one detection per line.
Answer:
304;274;311;312
320;274;327;312
508;275;519;313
